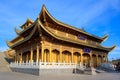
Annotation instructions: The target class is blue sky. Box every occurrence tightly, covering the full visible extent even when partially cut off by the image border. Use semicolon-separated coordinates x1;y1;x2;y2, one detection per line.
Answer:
0;0;120;60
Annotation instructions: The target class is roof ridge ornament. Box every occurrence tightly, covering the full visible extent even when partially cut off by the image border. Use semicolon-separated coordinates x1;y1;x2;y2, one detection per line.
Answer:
108;44;116;52
15;27;21;35
101;34;108;42
20;18;34;29
6;39;12;47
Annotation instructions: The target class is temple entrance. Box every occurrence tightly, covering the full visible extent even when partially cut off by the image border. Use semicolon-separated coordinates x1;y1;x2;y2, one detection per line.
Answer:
73;52;81;64
62;51;71;63
52;49;60;62
83;53;90;67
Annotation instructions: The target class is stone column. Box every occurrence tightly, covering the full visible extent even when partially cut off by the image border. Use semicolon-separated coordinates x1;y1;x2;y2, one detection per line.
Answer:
30;47;33;63
36;44;39;62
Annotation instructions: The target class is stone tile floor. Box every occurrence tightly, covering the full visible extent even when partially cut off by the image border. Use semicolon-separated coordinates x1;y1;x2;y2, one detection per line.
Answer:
0;72;120;80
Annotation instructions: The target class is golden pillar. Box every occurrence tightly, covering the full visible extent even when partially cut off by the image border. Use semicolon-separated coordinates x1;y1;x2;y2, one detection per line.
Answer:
26;53;28;63
36;44;39;62
20;51;22;64
16;53;19;62
101;55;103;63
106;55;108;62
80;49;83;65
96;54;99;66
105;53;108;62
90;51;93;67
14;54;16;62
17;53;20;63
66;53;68;63
41;43;44;62
49;44;52;62
49;47;52;62
60;46;62;63
44;50;46;62
71;48;74;63
30;47;33;63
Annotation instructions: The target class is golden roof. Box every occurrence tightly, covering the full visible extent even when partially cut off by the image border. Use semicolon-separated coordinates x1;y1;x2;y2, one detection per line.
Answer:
6;5;115;52
20;18;34;29
39;5;108;42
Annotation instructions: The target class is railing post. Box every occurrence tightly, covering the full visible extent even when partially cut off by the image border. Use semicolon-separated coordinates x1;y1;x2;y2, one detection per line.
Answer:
44;60;46;65
64;61;65;65
10;62;12;67
16;61;18;67
29;60;31;67
70;61;71;66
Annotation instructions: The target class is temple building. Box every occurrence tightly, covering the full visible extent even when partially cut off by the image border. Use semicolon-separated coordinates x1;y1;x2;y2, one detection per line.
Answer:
6;5;115;68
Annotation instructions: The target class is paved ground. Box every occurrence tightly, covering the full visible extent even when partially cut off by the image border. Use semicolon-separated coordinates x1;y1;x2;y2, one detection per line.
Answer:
0;72;120;80
0;72;39;80
40;72;120;80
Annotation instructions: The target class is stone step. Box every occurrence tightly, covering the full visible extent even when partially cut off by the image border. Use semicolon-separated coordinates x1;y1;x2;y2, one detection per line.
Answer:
84;67;97;75
0;52;12;72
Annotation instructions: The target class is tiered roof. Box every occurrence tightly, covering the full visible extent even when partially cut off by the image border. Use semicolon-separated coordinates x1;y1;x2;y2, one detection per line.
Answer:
6;5;115;52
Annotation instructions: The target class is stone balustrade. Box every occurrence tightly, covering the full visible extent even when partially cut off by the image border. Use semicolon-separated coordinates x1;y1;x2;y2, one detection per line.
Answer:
10;61;86;75
10;61;85;69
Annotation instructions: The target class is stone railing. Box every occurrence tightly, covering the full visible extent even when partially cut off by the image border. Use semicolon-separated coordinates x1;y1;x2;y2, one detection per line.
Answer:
10;61;86;70
40;62;76;69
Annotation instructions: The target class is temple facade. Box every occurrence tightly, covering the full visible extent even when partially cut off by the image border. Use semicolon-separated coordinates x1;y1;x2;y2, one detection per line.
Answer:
6;5;115;68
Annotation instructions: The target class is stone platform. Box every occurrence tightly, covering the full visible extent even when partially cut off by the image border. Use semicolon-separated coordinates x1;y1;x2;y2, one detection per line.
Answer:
11;68;75;75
